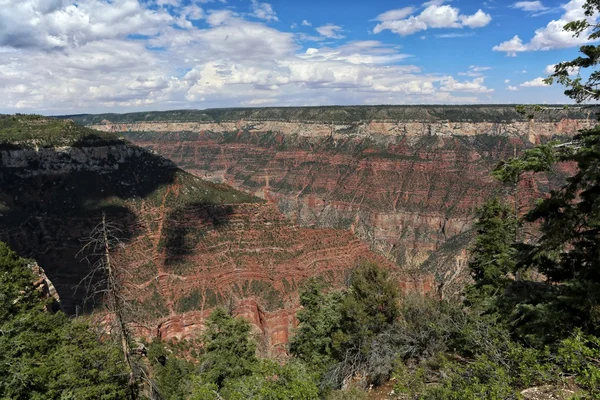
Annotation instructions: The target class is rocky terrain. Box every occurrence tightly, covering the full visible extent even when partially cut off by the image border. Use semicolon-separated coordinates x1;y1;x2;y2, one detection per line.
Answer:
1;115;425;354
74;106;595;298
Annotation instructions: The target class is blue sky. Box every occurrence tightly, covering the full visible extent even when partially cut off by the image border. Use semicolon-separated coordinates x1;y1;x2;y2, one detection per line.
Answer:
0;0;596;113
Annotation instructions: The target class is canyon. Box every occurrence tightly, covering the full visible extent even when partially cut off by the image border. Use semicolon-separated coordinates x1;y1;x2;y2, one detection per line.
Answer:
78;106;594;299
3;108;593;354
1;115;429;355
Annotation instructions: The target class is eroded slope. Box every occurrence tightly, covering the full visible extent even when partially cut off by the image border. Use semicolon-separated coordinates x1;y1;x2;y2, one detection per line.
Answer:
0;115;412;353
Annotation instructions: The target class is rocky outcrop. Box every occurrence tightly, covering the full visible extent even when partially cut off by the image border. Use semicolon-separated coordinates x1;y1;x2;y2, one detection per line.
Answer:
89;113;594;297
30;262;61;307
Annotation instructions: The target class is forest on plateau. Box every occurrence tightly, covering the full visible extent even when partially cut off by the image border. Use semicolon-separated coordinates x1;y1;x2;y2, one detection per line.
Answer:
3;0;600;399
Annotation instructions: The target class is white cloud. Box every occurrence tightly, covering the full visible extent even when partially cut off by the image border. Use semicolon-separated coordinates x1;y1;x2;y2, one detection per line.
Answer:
373;4;491;36
458;65;492;77
0;0;173;50
507;85;519;91
206;9;238;26
520;77;549;87
512;1;548;12
492;35;527;56
0;0;510;113
505;79;510;83
545;63;580;75
440;77;494;93
460;9;492;27
251;0;278;22
374;7;416;22
301;19;312;26
423;0;452;6
470;66;492;72
316;24;345;39
156;0;180;6
181;4;204;20
434;32;474;38
494;0;598;55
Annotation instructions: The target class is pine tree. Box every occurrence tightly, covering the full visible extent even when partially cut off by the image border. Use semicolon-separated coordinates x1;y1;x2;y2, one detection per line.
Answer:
199;308;257;388
290;278;343;374
466;198;517;311
326;262;400;387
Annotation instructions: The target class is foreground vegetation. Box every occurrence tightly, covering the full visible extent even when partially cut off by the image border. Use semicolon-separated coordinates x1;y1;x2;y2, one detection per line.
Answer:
4;234;599;399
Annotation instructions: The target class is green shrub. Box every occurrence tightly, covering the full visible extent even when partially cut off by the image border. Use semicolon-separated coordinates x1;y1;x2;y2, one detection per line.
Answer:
421;355;518;400
220;360;319;400
555;331;600;398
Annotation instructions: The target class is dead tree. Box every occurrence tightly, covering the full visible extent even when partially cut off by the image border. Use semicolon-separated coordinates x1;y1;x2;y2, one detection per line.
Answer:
78;212;138;399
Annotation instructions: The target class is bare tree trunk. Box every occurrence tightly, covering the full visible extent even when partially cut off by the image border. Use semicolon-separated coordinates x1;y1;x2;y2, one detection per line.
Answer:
101;213;137;399
79;212;137;399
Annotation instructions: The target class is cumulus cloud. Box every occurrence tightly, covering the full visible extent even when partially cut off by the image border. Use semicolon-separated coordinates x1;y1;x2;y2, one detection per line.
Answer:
507;85;519;91
316;24;345;39
373;4;491;36
302;20;312;26
520;77;549;87
494;0;598;55
181;4;204;20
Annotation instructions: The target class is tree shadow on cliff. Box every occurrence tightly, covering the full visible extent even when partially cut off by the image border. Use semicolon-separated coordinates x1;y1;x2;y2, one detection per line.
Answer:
0;135;179;314
161;202;234;269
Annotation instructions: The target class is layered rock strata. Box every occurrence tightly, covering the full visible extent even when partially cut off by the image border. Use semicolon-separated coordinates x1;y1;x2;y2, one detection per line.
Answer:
89;115;594;298
1;125;425;353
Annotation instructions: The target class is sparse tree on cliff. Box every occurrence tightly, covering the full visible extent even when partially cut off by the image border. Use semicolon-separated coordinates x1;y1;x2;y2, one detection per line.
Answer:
492;144;557;243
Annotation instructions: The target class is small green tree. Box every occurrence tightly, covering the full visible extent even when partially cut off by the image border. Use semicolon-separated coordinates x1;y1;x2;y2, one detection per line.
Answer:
466;198;517;310
326;262;400;387
290;278;343;374
146;339;195;400
335;262;400;353
0;241;41;321
199;308;257;388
